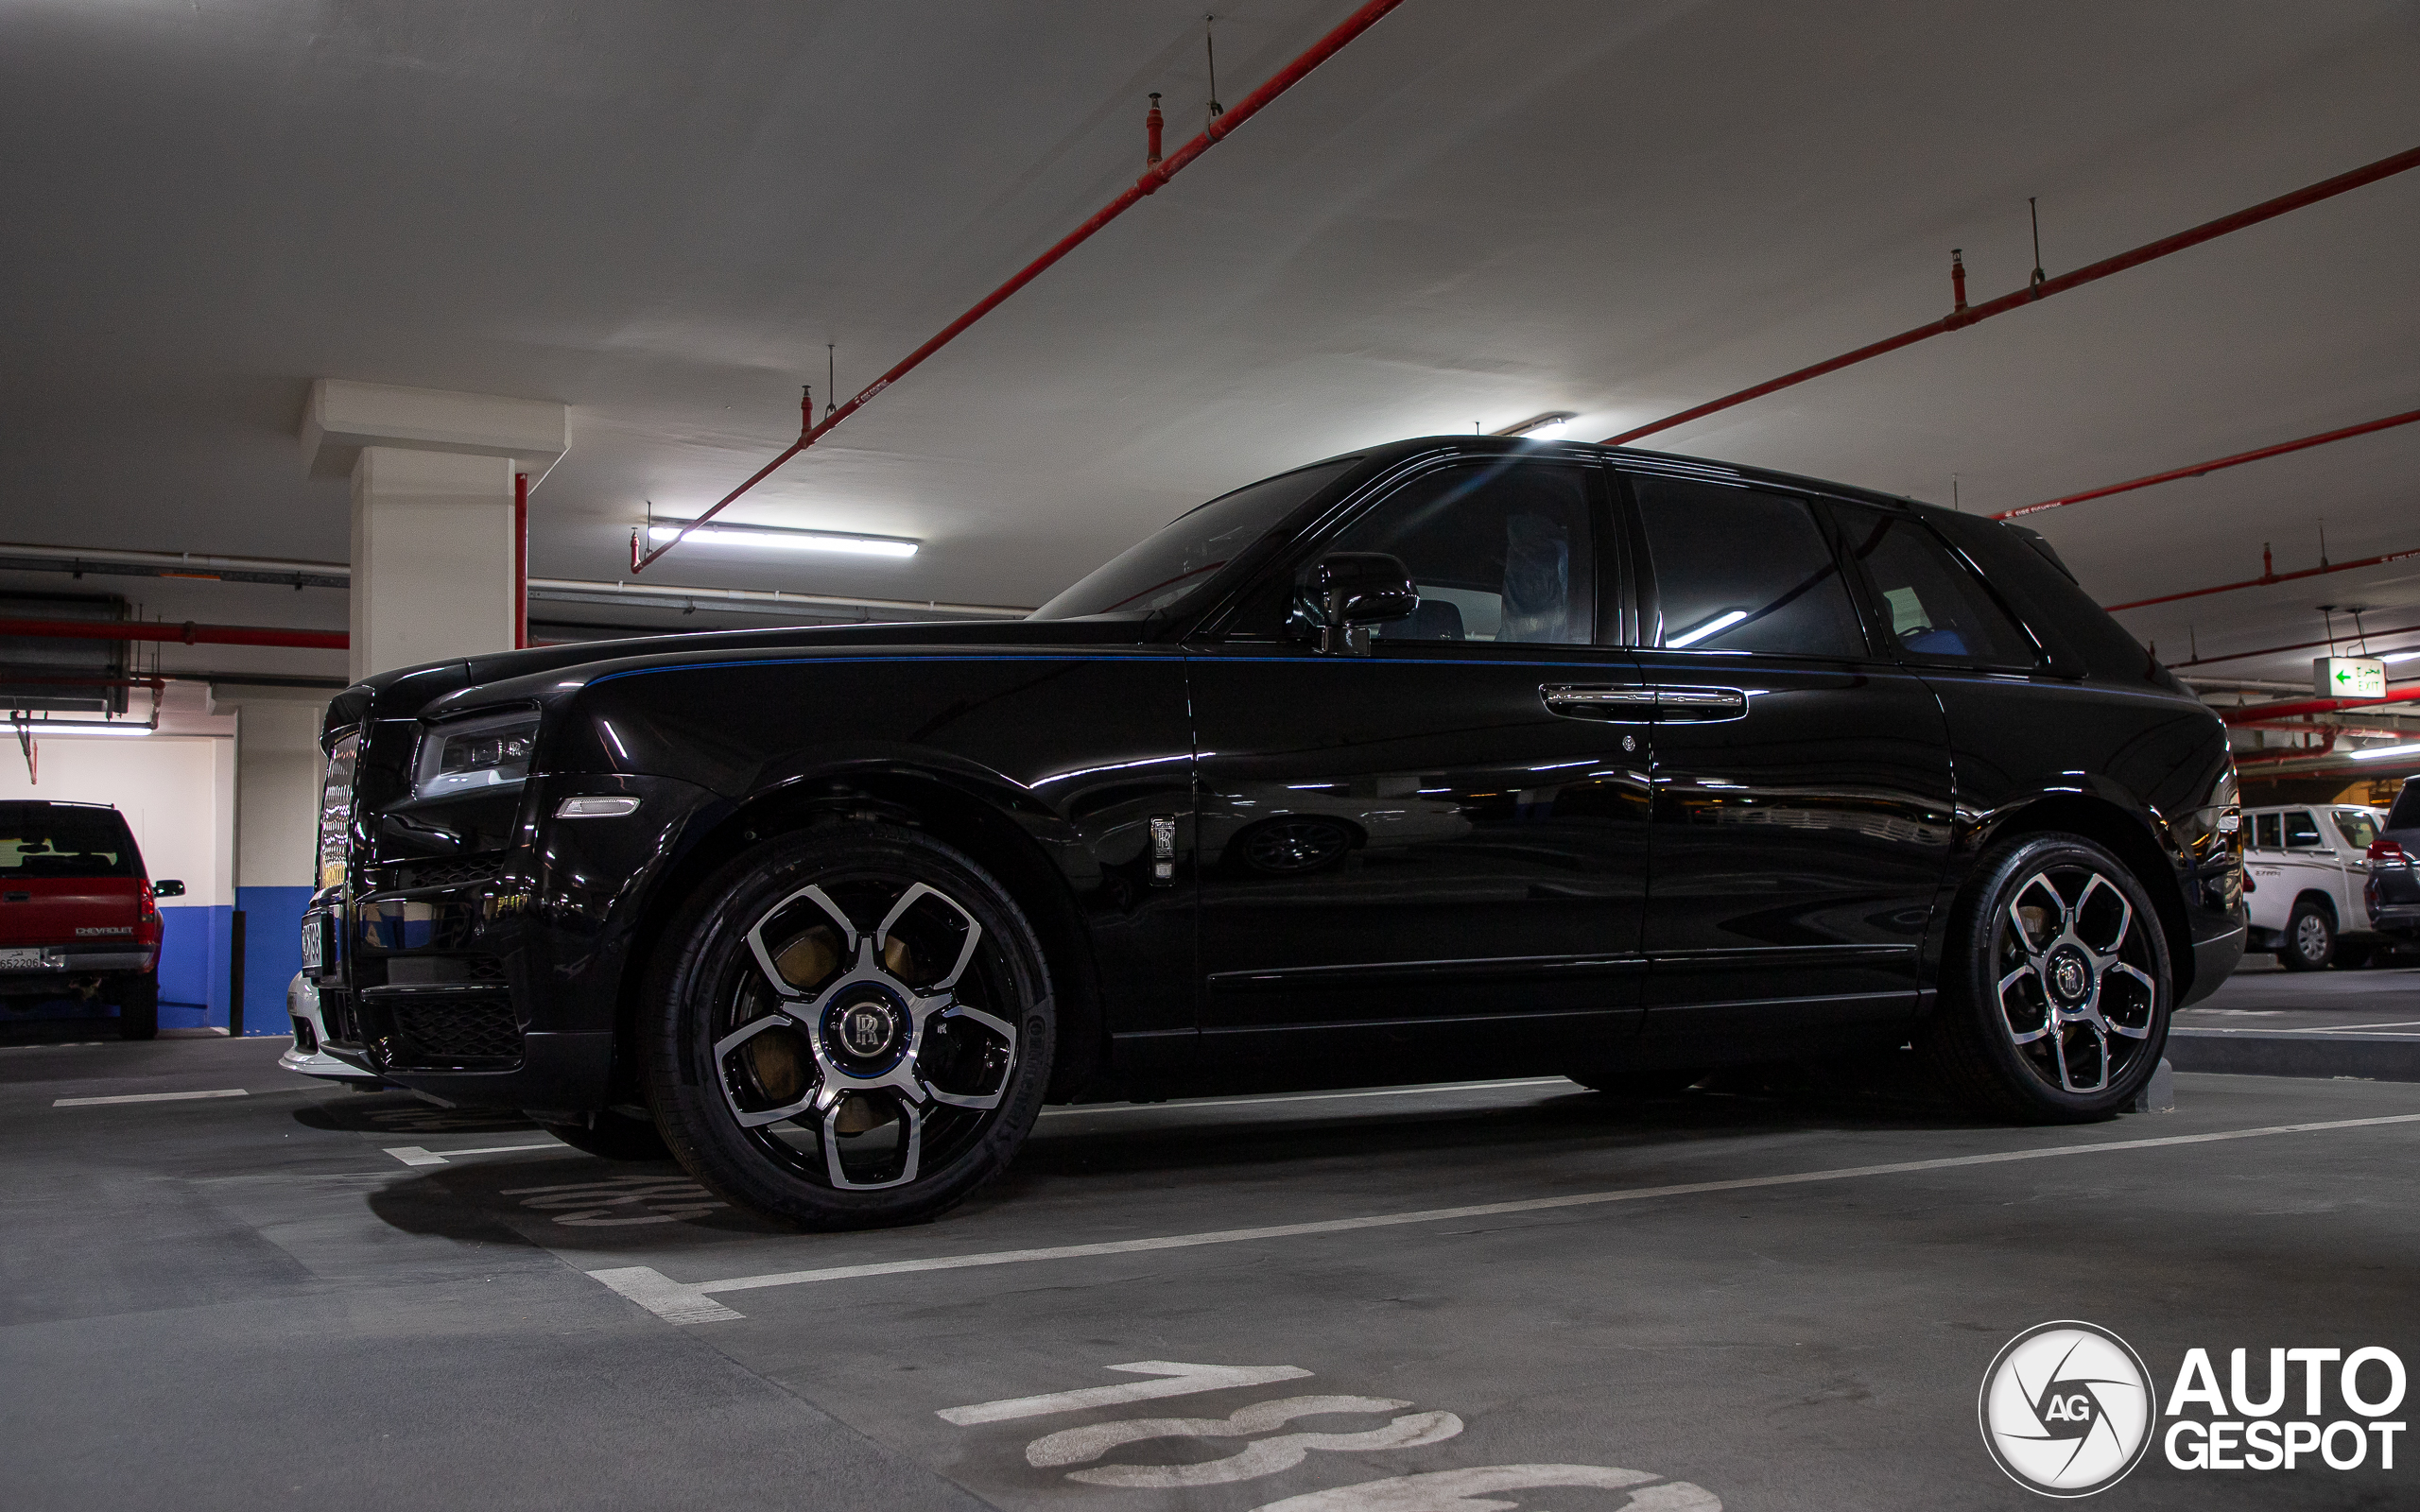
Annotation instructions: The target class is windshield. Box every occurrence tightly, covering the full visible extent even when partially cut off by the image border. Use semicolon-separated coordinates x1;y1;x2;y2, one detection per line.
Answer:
1030;460;1357;620
0;803;139;878
2335;809;2381;849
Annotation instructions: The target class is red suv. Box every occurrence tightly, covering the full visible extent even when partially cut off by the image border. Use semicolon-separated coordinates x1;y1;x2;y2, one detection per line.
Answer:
0;801;180;1040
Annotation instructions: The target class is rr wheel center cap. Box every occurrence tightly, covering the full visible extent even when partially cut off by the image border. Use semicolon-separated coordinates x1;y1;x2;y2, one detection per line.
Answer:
823;989;909;1073
2047;947;2092;1005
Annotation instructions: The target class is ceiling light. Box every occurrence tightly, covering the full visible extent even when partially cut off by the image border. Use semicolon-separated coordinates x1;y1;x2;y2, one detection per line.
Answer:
1493;411;1580;439
2382;649;2420;664
646;522;918;558
8;719;153;737
2351;741;2420;762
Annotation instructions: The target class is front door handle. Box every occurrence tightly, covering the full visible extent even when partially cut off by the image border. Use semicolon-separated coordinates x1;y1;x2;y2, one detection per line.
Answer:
1541;684;1746;722
1541;684;1657;722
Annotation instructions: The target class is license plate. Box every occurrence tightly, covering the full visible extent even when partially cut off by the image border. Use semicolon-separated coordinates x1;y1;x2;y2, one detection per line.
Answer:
0;947;45;971
300;916;323;971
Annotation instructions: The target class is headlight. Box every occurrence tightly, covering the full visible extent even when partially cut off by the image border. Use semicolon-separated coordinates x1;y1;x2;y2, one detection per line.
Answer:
414;711;539;800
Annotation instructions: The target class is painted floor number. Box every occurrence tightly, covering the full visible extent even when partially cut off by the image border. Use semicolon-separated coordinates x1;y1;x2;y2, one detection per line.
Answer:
939;1360;1719;1510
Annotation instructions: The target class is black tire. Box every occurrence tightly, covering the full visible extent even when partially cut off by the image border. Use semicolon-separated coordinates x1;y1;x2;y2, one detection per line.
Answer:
2330;941;2373;971
540;1110;671;1160
1919;833;2170;1124
113;974;159;1041
641;823;1054;1230
1566;1068;1703;1097
2280;901;2335;971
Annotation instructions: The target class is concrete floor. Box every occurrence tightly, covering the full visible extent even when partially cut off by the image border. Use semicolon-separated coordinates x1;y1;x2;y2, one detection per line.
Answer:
7;966;2418;1510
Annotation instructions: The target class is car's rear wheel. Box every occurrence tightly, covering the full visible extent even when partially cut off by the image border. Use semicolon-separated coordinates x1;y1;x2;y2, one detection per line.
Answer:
642;823;1054;1230
1921;833;2169;1123
113;974;159;1041
2280;902;2335;971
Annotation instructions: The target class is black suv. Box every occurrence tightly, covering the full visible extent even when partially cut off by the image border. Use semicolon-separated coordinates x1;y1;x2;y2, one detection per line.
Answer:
299;437;2244;1228
2366;777;2420;947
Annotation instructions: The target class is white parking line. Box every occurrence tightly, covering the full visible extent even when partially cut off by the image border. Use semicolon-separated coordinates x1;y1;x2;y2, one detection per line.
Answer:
384;1141;566;1165
1040;1078;1571;1120
53;1088;249;1107
587;1110;2420;1323
2275;1019;2420;1034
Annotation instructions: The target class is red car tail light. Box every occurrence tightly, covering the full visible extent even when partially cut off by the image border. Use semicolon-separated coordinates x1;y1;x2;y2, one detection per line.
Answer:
2371;838;2413;868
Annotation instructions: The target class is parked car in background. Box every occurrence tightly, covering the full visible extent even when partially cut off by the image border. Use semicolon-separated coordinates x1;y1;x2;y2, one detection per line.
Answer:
0;800;179;1040
280;971;383;1088
2365;778;2420;952
2242;802;2390;969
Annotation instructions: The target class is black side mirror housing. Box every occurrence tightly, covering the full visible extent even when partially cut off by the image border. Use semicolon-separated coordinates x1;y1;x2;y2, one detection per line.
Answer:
1298;553;1418;655
151;879;185;898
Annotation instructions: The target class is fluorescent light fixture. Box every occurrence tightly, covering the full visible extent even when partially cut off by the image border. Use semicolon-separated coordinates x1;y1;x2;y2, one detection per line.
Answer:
646;522;918;558
2383;649;2420;664
1668;610;1748;648
1493;411;1580;439
9;720;153;737
2351;741;2420;762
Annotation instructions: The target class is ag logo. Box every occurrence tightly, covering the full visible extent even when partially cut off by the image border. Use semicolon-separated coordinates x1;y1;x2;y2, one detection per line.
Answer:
1979;1321;2156;1497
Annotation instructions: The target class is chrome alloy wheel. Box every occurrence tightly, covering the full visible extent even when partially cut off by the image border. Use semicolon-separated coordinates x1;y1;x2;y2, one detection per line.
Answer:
1994;866;2160;1094
712;877;1019;1192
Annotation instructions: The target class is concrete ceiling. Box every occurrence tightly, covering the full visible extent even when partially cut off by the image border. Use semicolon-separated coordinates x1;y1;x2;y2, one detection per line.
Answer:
3;0;2416;689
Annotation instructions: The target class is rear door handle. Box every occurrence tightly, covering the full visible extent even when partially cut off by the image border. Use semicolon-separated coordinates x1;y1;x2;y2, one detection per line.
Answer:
1540;684;1745;722
1651;686;1746;721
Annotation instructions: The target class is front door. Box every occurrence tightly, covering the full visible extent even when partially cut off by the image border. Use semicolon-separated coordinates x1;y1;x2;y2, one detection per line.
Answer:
1187;453;1652;1073
1620;469;1956;1051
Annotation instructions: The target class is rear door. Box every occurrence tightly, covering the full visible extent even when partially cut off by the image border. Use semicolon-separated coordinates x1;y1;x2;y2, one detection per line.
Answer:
1618;470;1955;1051
2280;808;2347;917
1187;452;1652;1069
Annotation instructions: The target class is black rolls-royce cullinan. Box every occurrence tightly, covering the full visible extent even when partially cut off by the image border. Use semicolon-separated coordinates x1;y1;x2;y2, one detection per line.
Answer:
300;436;2244;1228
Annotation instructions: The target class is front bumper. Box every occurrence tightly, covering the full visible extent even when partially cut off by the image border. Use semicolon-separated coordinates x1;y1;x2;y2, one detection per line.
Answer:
305;771;718;1112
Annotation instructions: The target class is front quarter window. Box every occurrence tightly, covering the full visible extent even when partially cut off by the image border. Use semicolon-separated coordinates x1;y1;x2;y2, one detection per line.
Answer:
1031;459;1356;620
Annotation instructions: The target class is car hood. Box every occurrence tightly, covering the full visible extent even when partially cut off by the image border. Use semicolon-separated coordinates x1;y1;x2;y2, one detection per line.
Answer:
328;615;1150;732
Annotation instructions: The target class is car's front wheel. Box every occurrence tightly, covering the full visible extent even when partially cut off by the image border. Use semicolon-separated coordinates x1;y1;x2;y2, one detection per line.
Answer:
642;823;1054;1229
1921;833;2170;1123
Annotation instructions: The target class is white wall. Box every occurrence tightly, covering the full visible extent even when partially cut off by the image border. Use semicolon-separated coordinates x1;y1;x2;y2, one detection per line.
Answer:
226;697;326;889
0;733;233;902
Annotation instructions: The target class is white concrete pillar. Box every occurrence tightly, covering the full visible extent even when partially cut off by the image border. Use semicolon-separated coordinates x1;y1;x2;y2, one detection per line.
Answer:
301;379;567;680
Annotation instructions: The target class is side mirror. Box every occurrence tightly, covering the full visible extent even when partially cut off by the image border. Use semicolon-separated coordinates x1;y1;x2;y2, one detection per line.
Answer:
1298;553;1418;655
151;879;185;898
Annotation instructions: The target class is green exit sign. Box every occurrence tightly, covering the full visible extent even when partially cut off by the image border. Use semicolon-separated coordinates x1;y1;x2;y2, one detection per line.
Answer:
2314;656;2388;699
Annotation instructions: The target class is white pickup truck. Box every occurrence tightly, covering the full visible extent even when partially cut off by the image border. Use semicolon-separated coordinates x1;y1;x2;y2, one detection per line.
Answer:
2241;803;2389;969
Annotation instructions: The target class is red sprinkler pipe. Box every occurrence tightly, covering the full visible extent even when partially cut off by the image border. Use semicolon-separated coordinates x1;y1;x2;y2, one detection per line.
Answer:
631;0;1409;574
2173;622;2420;669
2223;685;2420;724
1996;408;2420;521
513;472;529;650
1602;143;2420;448
2104;542;2420;612
0;617;346;650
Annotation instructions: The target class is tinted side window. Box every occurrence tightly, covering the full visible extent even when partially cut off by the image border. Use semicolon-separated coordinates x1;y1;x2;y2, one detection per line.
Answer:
2284;811;2324;849
2253;813;2281;850
1632;477;1863;656
2390;782;2420;833
1834;505;2036;667
1331;460;1596;645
